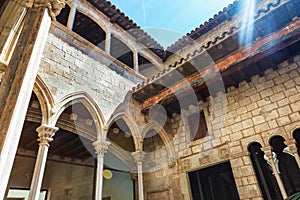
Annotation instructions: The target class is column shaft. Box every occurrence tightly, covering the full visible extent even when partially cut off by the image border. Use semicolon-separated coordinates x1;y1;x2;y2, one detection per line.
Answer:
28;125;58;200
67;1;77;30
0;7;52;199
285;139;300;169
28;145;49;200
133;50;139;72
95;155;105;200
132;150;145;200
105;31;111;54
293;153;300;169
137;162;144;200
93;140;110;200
262;147;287;199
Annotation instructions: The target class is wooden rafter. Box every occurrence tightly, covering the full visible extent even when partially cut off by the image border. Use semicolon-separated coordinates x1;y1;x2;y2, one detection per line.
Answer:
140;20;300;112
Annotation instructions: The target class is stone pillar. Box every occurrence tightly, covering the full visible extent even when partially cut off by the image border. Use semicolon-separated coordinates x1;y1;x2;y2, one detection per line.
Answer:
262;146;287;199
105;30;111;54
0;0;26;62
131;173;139;200
0;1;66;199
28;125;58;200
67;1;77;30
93;139;110;200
132;150;145;200
133;50;139;72
284;139;300;169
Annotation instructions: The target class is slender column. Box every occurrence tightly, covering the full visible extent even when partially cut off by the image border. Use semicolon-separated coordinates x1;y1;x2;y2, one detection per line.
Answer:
262;146;287;199
0;1;66;199
284;139;300;169
131;173;138;200
133;50;139;72
105;30;111;54
93;139;110;200
28;125;58;200
67;1;77;30
132;150;145;200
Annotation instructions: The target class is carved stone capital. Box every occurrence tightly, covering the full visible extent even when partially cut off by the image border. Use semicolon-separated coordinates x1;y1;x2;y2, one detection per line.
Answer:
130;173;138;180
93;140;110;157
261;146;273;158
36;125;58;147
284;139;298;154
132;150;145;163
26;0;68;20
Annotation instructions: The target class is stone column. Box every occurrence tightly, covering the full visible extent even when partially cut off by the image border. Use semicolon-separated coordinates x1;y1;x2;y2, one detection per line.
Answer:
132;150;145;200
284;139;300;169
131;173;139;200
67;1;77;30
105;30;111;54
133;50;139;72
262;146;287;199
93;139;110;200
28;125;58;200
0;1;66;199
0;0;26;62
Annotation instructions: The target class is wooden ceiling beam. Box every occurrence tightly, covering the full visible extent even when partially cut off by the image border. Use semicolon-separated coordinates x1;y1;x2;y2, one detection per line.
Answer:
139;20;300;112
51;137;81;154
64;145;86;157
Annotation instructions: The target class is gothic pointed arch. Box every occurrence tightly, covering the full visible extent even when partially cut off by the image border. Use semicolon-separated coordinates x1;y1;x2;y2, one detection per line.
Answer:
141;122;175;161
110;34;134;68
52;92;105;138
106;111;141;151
33;75;55;124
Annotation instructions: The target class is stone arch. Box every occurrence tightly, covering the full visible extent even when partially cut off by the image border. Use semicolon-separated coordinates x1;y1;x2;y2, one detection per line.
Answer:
76;3;136;53
33;75;55;125
106;111;141;151
247;141;283;199
141;123;175;160
291;126;300;139
267;134;289;145
110;34;135;68
137;53;161;78
138;52;163;70
76;4;110;33
52;92;105;139
247;140;266;151
72;10;106;50
109;31;136;53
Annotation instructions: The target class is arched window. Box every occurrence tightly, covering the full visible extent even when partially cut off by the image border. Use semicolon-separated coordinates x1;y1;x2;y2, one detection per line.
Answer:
293;128;300;155
138;55;160;78
73;12;106;50
107;119;135;152
248;142;282;200
270;136;300;196
110;36;133;68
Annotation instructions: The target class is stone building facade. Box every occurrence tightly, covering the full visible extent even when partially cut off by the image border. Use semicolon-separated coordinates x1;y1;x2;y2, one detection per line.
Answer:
0;0;299;200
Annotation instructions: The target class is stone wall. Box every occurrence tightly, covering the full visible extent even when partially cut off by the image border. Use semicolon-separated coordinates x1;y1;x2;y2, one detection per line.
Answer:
142;53;300;200
38;23;139;122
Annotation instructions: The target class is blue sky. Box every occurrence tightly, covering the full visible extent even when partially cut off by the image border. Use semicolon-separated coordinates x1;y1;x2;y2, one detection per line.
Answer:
109;0;235;48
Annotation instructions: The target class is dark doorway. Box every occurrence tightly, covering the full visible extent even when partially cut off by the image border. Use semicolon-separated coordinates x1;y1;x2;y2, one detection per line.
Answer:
188;162;240;200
